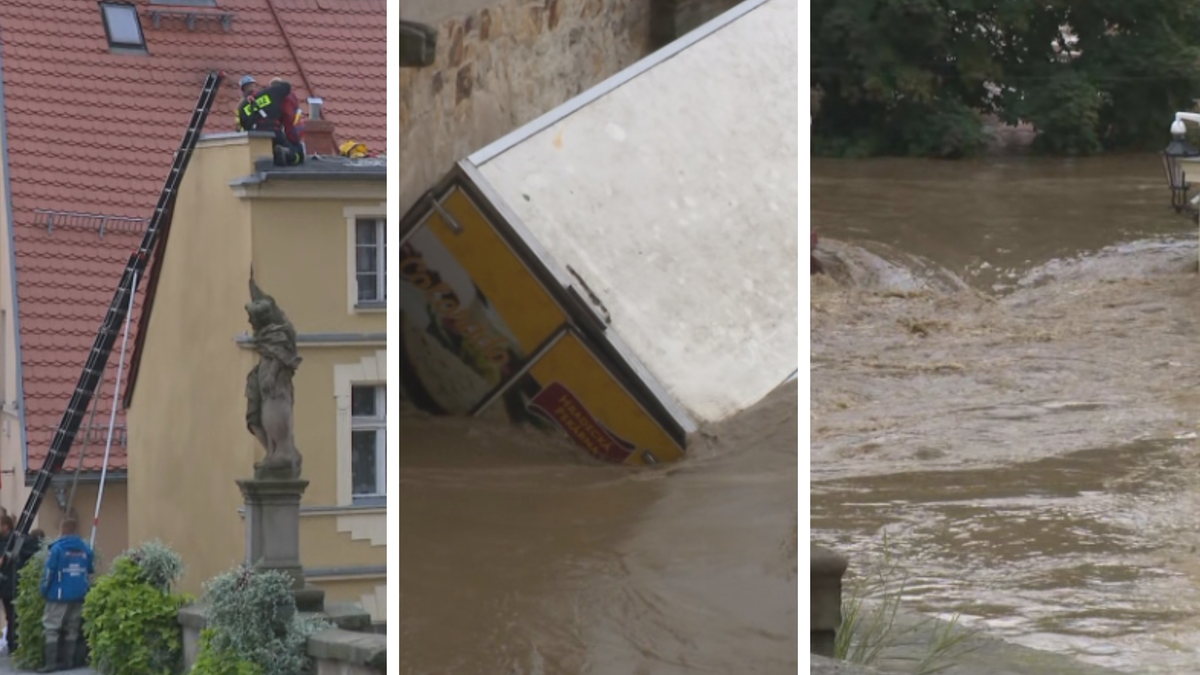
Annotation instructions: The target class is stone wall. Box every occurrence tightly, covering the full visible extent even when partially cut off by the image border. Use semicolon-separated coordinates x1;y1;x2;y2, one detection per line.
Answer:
399;0;654;215
179;602;378;673
309;629;387;675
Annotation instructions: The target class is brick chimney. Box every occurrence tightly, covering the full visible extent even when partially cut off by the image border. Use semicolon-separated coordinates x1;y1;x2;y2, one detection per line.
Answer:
303;97;338;156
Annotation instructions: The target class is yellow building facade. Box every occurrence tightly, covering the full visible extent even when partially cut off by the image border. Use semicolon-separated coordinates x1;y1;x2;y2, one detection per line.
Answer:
126;133;386;624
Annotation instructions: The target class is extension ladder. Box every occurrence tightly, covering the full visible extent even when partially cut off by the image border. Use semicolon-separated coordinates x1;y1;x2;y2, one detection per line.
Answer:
1;71;225;566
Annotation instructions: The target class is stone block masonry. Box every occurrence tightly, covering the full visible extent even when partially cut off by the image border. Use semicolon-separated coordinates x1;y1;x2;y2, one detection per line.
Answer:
308;629;386;675
399;0;654;215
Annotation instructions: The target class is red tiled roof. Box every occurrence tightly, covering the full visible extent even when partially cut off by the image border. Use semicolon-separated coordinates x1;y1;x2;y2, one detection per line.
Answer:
0;0;386;474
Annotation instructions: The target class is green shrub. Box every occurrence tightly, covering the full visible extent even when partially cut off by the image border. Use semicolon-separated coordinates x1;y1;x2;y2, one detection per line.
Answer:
126;541;183;592
191;628;261;675
13;547;48;670
83;541;192;675
197;566;329;675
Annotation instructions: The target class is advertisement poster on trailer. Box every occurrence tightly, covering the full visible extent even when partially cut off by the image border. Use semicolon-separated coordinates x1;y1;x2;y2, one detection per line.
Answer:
398;226;528;416
398;189;684;465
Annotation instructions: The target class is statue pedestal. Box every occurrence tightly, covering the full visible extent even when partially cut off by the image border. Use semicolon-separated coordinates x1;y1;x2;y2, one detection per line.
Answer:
237;478;325;613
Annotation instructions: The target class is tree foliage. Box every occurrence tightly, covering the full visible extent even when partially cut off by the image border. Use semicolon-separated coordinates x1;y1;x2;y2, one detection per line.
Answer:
812;0;1200;157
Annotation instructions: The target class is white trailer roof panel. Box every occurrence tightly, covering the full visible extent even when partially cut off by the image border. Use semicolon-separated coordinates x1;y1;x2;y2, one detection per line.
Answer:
465;0;798;424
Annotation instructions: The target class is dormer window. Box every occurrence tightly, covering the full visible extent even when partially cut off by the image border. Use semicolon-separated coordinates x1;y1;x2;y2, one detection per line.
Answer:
101;2;147;53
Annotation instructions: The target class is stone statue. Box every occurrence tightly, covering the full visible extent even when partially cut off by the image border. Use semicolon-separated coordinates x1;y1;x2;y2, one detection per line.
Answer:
245;277;303;480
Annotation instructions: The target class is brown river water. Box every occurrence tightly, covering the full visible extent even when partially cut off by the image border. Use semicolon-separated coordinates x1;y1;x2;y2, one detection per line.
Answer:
399;381;798;674
811;156;1200;673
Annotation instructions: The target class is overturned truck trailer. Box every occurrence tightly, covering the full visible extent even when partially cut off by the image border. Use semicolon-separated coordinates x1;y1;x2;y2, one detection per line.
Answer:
398;0;798;465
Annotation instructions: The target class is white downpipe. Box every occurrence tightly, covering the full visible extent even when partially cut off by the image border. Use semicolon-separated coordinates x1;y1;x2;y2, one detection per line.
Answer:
90;270;137;550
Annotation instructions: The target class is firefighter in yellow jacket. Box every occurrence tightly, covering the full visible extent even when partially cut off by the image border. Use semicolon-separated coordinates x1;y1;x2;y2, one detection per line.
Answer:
235;75;258;131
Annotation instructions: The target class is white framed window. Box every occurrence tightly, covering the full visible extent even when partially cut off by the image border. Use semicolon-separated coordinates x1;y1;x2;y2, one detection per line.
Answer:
355;218;386;304
350;385;386;501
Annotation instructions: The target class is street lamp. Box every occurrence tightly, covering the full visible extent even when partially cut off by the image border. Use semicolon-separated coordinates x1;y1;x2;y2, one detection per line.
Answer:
1163;119;1200;212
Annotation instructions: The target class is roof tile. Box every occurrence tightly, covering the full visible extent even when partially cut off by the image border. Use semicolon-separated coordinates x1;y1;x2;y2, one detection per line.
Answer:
0;0;386;473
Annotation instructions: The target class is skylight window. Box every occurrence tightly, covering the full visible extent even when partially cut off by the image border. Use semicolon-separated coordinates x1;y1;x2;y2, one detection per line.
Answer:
101;2;147;51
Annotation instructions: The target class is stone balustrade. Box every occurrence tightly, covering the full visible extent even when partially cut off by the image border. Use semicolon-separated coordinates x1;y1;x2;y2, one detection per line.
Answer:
179;602;383;674
308;629;386;675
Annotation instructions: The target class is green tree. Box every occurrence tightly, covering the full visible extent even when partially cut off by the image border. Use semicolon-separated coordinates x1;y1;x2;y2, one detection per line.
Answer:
811;0;1000;158
812;0;1200;157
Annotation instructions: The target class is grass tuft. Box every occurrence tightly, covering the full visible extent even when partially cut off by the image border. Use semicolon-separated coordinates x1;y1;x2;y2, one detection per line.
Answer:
834;532;978;675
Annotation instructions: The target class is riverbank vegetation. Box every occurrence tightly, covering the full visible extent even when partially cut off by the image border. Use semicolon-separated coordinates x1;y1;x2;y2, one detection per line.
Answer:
812;0;1200;158
836;535;976;674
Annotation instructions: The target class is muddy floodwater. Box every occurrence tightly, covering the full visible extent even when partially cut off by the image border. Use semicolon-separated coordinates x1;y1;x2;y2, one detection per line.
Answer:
811;156;1200;673
399;383;798;674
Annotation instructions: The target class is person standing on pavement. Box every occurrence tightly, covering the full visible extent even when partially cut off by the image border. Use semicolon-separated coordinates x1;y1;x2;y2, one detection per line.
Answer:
38;519;93;673
0;520;43;655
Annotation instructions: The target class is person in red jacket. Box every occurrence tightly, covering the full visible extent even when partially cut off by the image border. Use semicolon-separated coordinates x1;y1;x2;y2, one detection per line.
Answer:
238;78;304;166
269;77;305;147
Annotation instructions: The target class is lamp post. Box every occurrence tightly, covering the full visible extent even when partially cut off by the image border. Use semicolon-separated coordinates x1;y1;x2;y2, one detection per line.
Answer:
1163;119;1200;212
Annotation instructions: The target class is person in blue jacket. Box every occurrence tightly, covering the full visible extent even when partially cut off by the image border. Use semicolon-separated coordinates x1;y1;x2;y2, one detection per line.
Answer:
38;519;93;673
